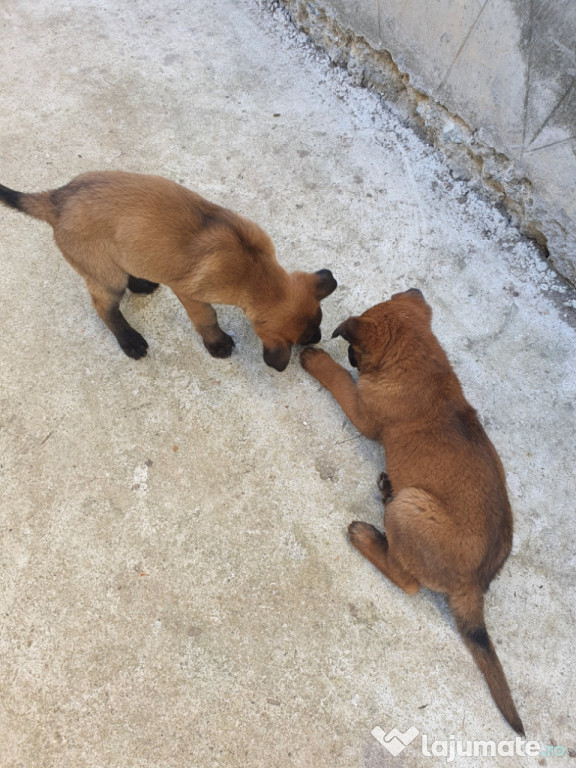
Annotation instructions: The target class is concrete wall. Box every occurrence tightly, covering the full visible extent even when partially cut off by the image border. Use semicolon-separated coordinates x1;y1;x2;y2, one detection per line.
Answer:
278;0;576;286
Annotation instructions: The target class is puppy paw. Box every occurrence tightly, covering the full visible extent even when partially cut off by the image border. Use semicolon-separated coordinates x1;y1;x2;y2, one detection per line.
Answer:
300;346;330;372
377;472;393;504
204;333;235;359
119;330;149;359
348;521;387;552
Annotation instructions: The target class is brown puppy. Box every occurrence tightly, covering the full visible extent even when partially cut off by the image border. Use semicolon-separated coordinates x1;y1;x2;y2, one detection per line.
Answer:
0;172;336;370
301;288;524;734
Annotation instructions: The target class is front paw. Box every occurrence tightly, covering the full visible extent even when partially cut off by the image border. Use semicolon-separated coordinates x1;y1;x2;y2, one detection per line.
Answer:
300;347;331;375
119;329;149;359
204;333;235;359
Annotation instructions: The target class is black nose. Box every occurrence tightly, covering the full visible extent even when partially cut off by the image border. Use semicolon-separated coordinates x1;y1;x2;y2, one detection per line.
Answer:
303;328;322;345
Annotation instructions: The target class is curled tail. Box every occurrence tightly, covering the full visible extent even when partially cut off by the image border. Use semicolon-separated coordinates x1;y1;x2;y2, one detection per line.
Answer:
0;182;57;225
449;589;525;735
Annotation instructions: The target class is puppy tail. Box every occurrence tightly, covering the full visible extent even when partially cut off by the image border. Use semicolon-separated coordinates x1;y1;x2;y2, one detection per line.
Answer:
0;183;56;225
449;589;525;735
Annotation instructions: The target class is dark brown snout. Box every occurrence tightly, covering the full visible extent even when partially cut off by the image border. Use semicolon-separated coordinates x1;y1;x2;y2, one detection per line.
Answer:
348;345;358;368
302;327;322;345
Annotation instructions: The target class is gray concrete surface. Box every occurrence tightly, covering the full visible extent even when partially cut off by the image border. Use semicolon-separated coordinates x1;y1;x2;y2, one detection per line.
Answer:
277;0;576;287
0;1;575;767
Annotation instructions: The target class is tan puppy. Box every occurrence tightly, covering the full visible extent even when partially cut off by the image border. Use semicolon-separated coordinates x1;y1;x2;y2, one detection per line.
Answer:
301;288;524;734
0;172;336;370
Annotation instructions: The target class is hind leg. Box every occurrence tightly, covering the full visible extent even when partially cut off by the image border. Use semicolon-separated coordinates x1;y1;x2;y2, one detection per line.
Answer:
348;521;420;594
86;278;148;359
171;288;234;358
54;237;149;359
351;475;398;575
351;487;470;595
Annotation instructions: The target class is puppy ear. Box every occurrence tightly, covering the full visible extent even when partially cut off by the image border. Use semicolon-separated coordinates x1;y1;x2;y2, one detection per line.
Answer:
314;269;338;299
333;316;381;355
263;344;292;372
392;287;432;323
392;287;425;301
331;317;368;344
404;287;425;301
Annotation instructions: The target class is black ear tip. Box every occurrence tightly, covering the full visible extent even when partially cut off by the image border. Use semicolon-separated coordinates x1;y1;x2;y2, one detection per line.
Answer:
315;269;338;298
392;287;425;302
332;319;350;340
406;287;424;300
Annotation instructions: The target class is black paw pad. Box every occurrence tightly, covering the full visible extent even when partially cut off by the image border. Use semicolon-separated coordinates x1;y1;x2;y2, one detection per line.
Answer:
204;333;235;359
119;330;149;359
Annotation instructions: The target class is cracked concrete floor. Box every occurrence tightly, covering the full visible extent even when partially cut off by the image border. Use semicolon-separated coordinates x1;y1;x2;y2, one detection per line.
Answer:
1;1;575;766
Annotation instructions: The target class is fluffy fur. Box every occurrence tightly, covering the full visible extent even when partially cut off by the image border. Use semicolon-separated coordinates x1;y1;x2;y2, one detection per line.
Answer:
0;172;337;369
301;288;524;734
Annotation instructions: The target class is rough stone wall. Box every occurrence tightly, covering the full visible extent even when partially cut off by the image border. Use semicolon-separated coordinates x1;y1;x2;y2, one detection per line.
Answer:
275;0;576;286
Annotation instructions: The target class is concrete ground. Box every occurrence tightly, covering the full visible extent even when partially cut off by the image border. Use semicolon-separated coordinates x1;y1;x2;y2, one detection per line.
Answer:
0;1;575;766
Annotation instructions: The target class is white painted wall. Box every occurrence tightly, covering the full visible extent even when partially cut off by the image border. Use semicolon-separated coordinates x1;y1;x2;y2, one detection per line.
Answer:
281;0;576;285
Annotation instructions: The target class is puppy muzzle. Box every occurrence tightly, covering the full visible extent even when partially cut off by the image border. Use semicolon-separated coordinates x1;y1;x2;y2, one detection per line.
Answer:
348;345;358;368
302;328;322;345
